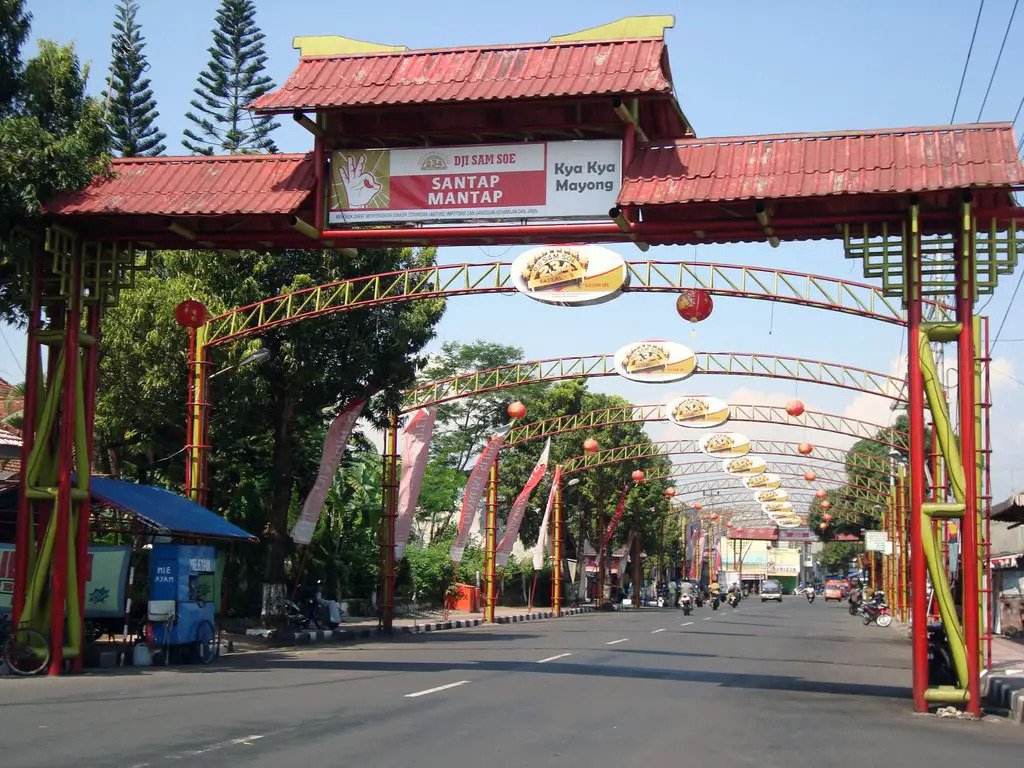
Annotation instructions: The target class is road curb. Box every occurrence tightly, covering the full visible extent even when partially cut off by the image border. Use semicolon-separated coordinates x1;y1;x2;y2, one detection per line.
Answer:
275;606;593;646
985;676;1024;724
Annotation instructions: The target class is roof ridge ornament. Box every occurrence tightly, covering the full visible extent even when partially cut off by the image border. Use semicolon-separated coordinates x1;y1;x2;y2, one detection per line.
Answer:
292;35;408;57
549;14;675;43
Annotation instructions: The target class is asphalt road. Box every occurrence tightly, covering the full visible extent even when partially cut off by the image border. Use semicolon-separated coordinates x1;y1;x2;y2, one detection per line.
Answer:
2;599;1023;767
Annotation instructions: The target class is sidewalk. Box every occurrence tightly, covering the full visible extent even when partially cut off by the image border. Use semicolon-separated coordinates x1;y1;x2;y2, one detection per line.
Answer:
985;635;1024;724
237;605;594;649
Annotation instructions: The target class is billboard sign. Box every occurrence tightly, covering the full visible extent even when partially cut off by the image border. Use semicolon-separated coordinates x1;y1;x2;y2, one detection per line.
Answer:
722;456;767;477
511;245;628;306
613;340;697;383
1;544;129;617
698;432;751;458
864;530;888;552
666;396;730;428
328;140;622;225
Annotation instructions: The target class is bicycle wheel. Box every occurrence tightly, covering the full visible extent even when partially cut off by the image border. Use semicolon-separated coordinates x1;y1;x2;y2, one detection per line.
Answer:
5;627;50;676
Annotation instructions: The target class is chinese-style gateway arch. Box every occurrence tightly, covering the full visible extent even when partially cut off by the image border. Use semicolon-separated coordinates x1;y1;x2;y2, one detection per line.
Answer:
14;14;1022;713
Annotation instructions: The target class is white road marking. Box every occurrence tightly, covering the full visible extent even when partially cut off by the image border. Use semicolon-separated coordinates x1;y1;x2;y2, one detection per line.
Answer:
732;610;739;613
163;734;266;759
606;638;628;645
703;617;713;621
537;652;572;664
1006;669;1023;676
404;680;471;698
651;628;666;634
680;621;694;627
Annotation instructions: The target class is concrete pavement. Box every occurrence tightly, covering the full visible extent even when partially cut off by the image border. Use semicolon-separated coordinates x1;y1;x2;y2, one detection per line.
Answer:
2;599;1023;767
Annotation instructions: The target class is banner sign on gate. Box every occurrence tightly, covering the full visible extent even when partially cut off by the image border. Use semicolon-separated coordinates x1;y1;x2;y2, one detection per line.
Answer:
328;140;622;226
451;426;511;563
497;439;550;567
291;398;365;545
394;407;438;560
533;466;561;571
864;530;888;552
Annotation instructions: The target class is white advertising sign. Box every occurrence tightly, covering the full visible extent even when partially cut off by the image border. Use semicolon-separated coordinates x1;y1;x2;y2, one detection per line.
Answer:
511;245;628;306
666;396;730;428
328;140;622;225
864;530;888;552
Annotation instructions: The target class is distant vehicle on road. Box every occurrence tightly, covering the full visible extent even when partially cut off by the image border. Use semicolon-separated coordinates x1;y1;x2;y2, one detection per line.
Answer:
824;579;845;601
760;579;783;603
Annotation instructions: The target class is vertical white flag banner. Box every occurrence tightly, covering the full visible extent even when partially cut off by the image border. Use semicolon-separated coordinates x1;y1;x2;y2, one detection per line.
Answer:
291;398;366;545
533;465;561;571
496;439;550;567
394;407;437;560
450;426;510;563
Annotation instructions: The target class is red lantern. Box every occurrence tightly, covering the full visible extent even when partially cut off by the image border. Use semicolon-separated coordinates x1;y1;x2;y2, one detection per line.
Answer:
709;512;719;521
507;401;526;419
798;442;814;456
823;513;833;523
675;288;713;322
819;522;829;531
820;500;831;510
583;438;599;453
725;521;733;529
815;489;827;499
692;501;702;510
631;469;645;483
664;487;677;498
804;470;817;482
174;298;208;328
785;399;805;417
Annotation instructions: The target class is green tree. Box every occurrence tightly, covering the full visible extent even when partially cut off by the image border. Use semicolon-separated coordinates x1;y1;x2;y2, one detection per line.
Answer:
0;38;108;321
182;0;278;155
0;0;30;115
817;541;861;575
104;1;165;157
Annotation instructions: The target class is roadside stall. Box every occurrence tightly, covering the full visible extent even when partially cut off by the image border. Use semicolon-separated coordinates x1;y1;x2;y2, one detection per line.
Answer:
990;492;1024;637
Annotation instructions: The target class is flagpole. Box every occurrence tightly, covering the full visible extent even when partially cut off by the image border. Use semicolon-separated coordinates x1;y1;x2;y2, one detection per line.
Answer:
552;469;563;617
485;459;499;623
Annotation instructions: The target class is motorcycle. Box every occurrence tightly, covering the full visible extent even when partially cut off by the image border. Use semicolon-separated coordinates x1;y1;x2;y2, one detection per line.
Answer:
859;595;892;627
848;595;862;615
284;599;311;629
726;592;740;608
805;589;815;604
304;580;343;630
711;594;720;611
679;593;693;616
927;622;957;686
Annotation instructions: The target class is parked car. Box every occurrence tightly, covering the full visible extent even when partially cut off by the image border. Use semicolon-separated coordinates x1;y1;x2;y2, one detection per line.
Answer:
760;579;783;603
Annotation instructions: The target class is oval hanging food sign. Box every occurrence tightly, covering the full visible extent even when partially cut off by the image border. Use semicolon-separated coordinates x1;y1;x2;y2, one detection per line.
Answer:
613;340;697;383
698;431;750;457
761;501;794;515
511;245;629;306
743;472;781;490
776;518;801;528
665;395;730;428
722;456;767;477
753;488;789;504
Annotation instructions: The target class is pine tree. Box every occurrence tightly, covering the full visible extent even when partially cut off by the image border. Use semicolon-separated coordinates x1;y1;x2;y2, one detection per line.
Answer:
104;1;165;157
0;0;32;116
183;0;278;155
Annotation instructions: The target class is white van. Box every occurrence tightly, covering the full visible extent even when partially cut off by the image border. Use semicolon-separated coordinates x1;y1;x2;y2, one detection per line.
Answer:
760;579;783;603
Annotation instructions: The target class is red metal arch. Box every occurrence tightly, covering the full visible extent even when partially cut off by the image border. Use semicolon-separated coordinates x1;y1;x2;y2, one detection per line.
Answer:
402;352;903;412
643;465;887;498
199;260;945;348
506;402;905;451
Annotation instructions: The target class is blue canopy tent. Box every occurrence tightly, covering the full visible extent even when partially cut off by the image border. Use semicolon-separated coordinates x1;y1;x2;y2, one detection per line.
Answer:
87;476;256;542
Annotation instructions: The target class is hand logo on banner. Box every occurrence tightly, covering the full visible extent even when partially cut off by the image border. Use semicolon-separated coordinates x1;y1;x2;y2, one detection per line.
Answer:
340;155;382;208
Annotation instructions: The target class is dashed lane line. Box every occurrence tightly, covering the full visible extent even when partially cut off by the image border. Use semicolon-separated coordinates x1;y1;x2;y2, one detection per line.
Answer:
605;638;628;645
680;622;694;627
651;628;666;634
702;617;713;621
404;680;470;698
537;653;572;664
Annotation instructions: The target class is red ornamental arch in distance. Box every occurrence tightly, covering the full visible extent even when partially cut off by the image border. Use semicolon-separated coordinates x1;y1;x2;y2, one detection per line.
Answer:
197;260;956;350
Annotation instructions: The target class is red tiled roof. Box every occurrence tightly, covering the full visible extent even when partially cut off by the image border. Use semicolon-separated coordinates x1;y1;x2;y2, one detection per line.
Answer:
619;123;1024;205
45;154;316;216
251;38;673;112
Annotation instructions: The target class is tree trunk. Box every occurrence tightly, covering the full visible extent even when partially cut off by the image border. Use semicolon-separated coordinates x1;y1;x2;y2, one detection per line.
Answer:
263;383;296;584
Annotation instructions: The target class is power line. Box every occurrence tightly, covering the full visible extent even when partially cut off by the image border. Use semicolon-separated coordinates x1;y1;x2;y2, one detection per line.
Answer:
991;266;1024;353
951;0;986;122
977;0;1020;121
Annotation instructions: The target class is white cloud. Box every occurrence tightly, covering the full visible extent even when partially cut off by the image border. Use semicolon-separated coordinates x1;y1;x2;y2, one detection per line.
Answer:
991;357;1019;392
842;393;897;430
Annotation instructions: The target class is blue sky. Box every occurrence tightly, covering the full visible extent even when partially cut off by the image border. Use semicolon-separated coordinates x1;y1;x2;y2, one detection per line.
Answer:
3;1;1023;499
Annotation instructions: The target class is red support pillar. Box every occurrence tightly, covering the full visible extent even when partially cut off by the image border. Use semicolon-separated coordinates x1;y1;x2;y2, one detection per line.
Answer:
49;250;83;675
906;204;929;712
379;412;399;633
956;202;982;717
12;256;43;628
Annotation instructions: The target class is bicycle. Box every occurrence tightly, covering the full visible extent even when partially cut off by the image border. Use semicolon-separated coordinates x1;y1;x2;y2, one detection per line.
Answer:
1;614;50;676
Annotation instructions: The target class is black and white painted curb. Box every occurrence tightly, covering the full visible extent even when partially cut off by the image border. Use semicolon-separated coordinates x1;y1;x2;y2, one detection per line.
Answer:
985;674;1024;723
277;607;593;646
